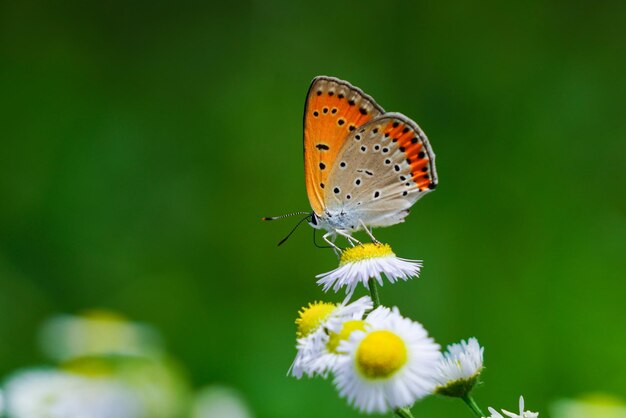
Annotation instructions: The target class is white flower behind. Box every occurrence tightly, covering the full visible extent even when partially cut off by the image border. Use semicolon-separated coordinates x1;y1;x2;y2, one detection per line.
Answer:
550;394;626;418
434;337;484;397
317;243;422;298
484;396;539;418
290;296;373;378
191;386;253;418
3;369;144;418
39;310;163;362
333;306;441;414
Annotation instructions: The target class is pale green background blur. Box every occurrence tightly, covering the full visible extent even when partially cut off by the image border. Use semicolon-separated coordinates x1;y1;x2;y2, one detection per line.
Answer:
1;1;625;417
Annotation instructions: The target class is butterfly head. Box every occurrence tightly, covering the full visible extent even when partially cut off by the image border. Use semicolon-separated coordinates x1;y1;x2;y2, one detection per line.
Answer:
307;212;321;229
307;212;336;232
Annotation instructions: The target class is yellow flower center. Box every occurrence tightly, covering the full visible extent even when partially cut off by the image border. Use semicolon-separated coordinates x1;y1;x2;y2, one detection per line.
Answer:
295;302;336;338
340;243;395;266
356;330;407;379
327;320;367;353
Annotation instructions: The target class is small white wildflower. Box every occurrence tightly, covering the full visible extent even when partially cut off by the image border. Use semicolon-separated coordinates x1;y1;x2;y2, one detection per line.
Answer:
434;337;484;397
316;243;422;298
289;296;373;378
484;396;539;418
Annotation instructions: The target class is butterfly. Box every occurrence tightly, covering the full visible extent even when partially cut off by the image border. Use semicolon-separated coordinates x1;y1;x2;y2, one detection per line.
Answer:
267;76;438;251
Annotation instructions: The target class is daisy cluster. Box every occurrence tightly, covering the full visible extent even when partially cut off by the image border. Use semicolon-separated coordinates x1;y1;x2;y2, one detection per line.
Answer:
290;242;538;417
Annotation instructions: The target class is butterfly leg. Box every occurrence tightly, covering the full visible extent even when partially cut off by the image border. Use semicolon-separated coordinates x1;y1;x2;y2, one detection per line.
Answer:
359;220;380;244
329;233;342;258
335;229;362;247
323;231;343;254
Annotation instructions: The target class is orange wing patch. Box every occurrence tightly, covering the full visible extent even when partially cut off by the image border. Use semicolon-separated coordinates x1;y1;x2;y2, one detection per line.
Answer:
304;77;384;215
382;118;437;192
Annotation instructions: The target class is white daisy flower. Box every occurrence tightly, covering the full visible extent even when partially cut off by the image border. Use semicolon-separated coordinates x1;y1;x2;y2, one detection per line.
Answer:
434;337;484;397
289;296;373;378
333;306;441;414
316;243;422;298
485;396;539;418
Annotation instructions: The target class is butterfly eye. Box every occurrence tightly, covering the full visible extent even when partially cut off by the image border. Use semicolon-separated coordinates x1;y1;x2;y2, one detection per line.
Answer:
310;214;318;225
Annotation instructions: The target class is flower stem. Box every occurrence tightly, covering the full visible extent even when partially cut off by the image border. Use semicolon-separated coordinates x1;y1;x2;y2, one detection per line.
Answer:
395;407;415;418
368;275;410;418
367;277;380;307
462;394;485;417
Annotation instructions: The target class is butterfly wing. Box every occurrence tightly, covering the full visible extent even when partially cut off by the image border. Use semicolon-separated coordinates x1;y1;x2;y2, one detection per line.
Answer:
323;113;438;228
303;76;384;216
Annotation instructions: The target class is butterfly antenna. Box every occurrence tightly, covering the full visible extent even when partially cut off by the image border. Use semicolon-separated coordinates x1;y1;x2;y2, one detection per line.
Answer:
277;214;311;247
262;211;310;221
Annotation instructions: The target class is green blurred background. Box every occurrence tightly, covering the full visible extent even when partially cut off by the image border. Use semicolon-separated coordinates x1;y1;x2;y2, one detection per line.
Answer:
1;0;625;416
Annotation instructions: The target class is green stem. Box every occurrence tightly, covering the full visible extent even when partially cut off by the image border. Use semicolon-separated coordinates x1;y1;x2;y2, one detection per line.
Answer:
462;394;485;417
395;406;415;418
367;277;380;307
